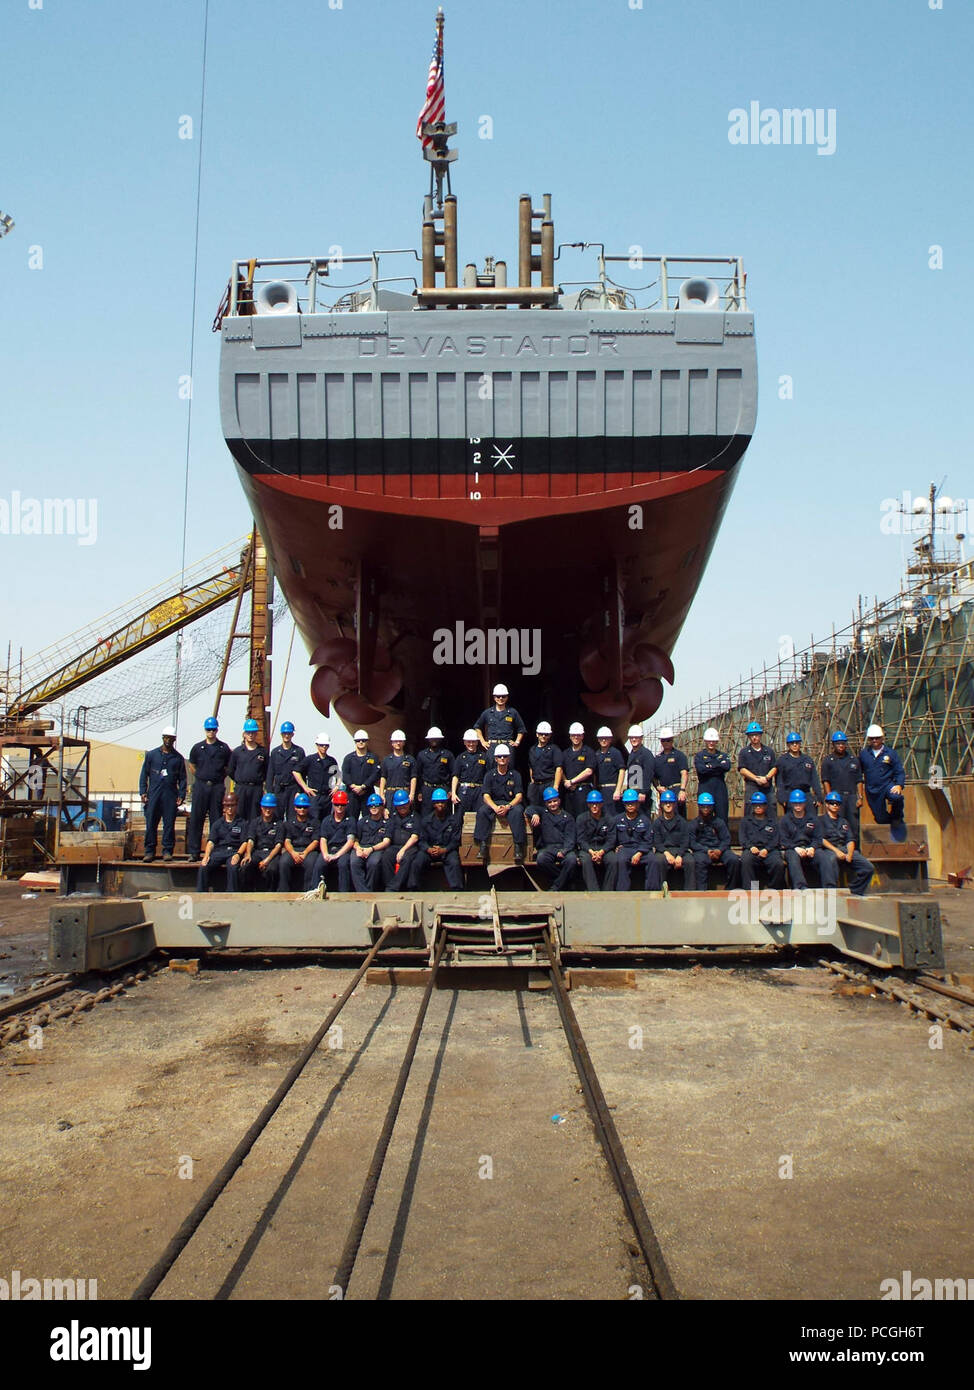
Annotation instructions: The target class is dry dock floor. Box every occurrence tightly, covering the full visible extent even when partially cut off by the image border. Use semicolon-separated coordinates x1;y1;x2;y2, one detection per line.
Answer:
0;884;972;1300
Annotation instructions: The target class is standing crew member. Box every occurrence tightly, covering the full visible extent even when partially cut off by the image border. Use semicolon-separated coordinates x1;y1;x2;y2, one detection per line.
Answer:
775;733;823;813
739;792;785;890
625;724;655;808
415;788;464;889
379;730;417;810
575;790;617;891
452;730;488;814
312;790;355;892
295;732;340;821
278;792;323;892
688;793;740;890
382;790;423;888
561;723;596;818
140;725;187;863
197;792;249;892
594;727;626;819
653;727;689;817
350;793;392;892
227;718;268;822
242;794;283;891
859;724;907;842
266;721;305;818
820;792;875;896
651;789;692;886
779;791;835;889
613;789;659;891
414;727;456;811
341;730;380;821
694;728;732;825
186;717;231;862
738;721;777;816
474;684;527;766
821;731;863;842
529;787;577;890
474;745;527;864
526;722;563;812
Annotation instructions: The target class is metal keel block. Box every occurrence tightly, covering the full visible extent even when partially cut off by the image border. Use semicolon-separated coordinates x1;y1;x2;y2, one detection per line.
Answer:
834;896;944;970
49;899;155;974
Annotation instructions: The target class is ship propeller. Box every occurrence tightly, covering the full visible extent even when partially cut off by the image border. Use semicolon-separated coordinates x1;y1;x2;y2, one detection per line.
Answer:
579;634;674;723
310;635;404;726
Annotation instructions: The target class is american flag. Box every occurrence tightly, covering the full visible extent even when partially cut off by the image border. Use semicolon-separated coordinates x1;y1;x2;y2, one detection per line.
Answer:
416;14;445;147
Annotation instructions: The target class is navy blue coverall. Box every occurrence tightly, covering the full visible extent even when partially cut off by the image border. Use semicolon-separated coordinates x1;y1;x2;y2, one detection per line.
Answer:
534;805;577;890
738;814;786;889
196;814;250;892
350;811;391;891
414;808;464;889
688;812;740;889
227;743;268;822
140;746;187;856
186;737;231;860
575;808;618;890
693;748;732;824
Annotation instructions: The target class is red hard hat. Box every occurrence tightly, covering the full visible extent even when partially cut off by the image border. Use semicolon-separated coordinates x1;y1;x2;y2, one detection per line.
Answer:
331;790;349;805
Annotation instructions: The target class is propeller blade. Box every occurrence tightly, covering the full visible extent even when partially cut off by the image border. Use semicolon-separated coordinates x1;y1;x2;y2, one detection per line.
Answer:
334;692;386;725
628;677;665;723
579;644;610;692
630;643;675;685
581;690;632;719
309;637;357;668
367;661;404;707
310;665;343;716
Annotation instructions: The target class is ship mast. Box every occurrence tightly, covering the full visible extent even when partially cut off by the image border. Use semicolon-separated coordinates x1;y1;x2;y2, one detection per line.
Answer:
420;8;457;211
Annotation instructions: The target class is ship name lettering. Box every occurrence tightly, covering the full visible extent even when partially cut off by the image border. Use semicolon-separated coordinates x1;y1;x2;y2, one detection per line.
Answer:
388;336;405;355
516;336;539;356
438;336;459;355
467;336;487;355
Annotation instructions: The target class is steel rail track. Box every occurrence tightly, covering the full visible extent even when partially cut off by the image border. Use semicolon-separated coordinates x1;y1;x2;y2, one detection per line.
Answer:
822;958;974;1038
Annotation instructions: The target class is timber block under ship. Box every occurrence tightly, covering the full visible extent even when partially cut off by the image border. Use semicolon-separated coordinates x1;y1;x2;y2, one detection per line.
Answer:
218;178;757;751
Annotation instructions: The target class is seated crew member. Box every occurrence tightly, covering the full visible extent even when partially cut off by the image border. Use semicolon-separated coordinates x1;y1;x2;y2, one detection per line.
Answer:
653;727;689;817
575;790;617;891
625;724;655;808
612;789;659;891
350;792;391;892
452;730;488;814
821;731;863;842
414;788;464;890
415;727;456;811
819;792;875;896
227;718;268;822
530;786;577;890
739;792;786;890
313;789;356;892
775;733;823;814
266;721;306;819
688;792;740;890
651;789;692;887
474;744;527;864
277;792;324;892
294;730;340;820
561;723;596;818
241;793;283;891
779;790;836;890
738;721;777;817
381;789;423;889
341;730;380;821
197;792;249;892
859;724;907;842
526;722;563;812
475;684;527;766
594;727;626;819
187;716;231;862
379;730;417;811
693;728;732;825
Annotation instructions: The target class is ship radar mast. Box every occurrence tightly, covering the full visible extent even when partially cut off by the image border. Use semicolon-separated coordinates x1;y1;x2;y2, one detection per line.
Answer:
419;8;457;212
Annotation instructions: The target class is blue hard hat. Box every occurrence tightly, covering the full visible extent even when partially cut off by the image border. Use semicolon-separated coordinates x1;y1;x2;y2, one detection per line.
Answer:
431;788;449;803
660;790;678;804
825;791;843;803
260;793;277;808
293;793;311;808
280;721;295;734
788;790;808;804
366;793;383;807
749;792;767;805
621;789;640;803
745;721;763;735
786;731;801;744
586;790;604;804
697;793;715;806
203;716;219;731
831;731;847;743
393;789;410;806
542;786;560;802
243;718;259;734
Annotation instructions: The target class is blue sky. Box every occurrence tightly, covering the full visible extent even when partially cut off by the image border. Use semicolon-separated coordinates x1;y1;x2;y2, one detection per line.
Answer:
2;0;971;764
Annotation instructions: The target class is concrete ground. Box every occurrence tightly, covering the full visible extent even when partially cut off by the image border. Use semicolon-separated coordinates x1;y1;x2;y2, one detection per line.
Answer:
0;883;971;1300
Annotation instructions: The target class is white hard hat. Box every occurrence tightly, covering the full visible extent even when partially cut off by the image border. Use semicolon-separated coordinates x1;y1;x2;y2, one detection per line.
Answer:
463;728;479;741
316;730;331;744
390;729;406;741
569;722;585;735
494;744;511;756
353;729;369;740
161;725;177;737
628;724;644;738
704;728;720;742
659;726;675;740
492;683;509;696
426;726;443;739
866;724;884;738
596;726;613;739
536;721;553;734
